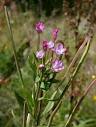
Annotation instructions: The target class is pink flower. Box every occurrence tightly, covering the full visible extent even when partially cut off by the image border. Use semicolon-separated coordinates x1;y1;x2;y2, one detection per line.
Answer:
43;40;48;51
35;21;45;33
52;28;59;40
55;43;67;55
36;50;45;59
48;41;54;49
52;59;64;72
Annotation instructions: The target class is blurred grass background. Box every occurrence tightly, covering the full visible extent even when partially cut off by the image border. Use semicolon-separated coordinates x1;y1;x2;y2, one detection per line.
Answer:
0;0;96;127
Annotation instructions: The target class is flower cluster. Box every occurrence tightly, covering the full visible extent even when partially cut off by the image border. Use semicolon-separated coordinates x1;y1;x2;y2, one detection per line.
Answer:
35;22;66;72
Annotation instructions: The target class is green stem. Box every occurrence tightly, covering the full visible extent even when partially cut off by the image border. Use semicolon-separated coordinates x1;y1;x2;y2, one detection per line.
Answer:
4;6;24;88
64;79;96;127
47;100;62;127
34;19;42;126
36;71;44;125
34;69;43;126
26;113;31;127
37;33;40;50
47;36;92;127
36;89;43;125
23;101;27;127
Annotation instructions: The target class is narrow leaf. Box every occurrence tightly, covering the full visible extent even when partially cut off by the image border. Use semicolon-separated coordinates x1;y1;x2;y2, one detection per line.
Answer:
42;91;57;116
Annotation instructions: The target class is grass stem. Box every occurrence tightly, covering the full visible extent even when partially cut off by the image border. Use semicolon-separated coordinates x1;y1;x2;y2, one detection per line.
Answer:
4;6;24;88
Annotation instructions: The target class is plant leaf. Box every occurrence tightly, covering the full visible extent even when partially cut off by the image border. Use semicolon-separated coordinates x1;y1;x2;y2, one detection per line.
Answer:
42;91;57;116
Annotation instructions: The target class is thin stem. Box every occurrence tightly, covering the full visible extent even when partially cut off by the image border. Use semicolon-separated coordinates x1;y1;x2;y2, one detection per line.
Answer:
47;36;92;127
34;70;43;126
37;33;40;50
64;79;96;127
4;6;24;88
26;113;31;127
47;100;62;127
23;101;27;127
36;89;43;125
70;80;75;116
36;71;44;125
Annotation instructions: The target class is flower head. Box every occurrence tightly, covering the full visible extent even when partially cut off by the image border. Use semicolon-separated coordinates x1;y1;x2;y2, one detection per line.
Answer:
35;21;45;33
36;50;45;59
48;41;54;49
43;40;48;51
52;59;64;72
52;28;59;40
55;43;66;55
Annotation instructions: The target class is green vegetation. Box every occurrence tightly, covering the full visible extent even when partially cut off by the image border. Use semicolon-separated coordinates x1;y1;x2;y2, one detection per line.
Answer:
0;1;96;127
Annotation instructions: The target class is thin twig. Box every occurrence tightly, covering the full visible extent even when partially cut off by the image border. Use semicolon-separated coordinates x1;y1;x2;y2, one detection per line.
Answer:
64;79;96;127
4;6;24;88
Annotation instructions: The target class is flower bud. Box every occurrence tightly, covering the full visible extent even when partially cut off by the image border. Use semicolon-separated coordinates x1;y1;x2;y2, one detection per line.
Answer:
52;28;59;40
43;40;48;51
35;21;45;33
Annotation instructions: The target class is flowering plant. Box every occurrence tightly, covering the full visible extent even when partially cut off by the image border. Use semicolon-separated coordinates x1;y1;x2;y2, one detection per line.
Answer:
4;5;96;127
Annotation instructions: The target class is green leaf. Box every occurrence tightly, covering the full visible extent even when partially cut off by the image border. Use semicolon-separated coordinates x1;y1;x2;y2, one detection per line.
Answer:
30;63;37;81
14;88;34;115
42;91;57;116
28;54;37;81
24;89;34;114
35;76;40;83
14;90;25;109
40;82;45;89
33;52;38;62
52;79;60;83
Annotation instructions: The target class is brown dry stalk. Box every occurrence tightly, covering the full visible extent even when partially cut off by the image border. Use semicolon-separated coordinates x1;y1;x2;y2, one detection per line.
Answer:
64;79;96;127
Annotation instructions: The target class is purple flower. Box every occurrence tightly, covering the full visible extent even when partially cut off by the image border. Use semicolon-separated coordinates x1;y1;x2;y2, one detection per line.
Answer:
43;40;48;51
52;28;59;40
52;59;64;72
35;21;45;33
55;43;67;55
48;41;54;49
36;50;45;59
